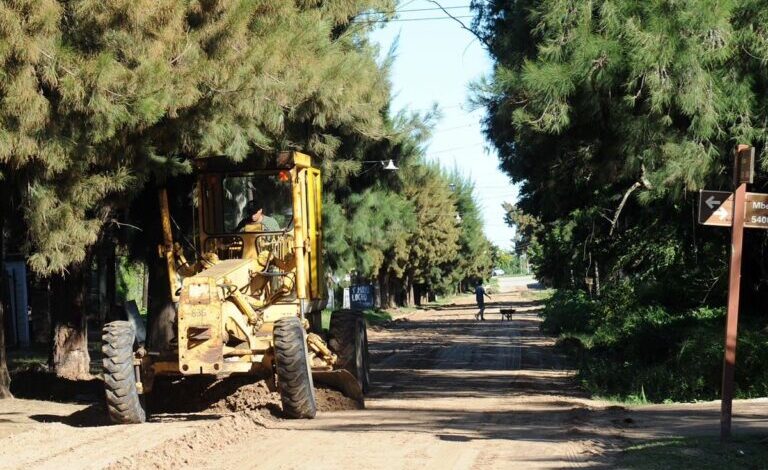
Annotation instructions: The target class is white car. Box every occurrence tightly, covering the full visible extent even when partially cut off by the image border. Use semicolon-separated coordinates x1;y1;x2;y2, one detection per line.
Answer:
492;268;505;276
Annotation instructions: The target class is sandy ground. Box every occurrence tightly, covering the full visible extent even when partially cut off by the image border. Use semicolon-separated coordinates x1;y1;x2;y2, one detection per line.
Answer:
2;277;768;469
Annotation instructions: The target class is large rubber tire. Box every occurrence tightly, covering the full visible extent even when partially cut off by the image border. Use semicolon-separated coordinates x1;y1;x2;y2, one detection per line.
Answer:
274;317;317;419
102;321;146;424
329;311;370;393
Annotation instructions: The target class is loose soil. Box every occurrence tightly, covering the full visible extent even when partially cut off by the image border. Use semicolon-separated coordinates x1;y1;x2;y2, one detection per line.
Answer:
2;275;768;469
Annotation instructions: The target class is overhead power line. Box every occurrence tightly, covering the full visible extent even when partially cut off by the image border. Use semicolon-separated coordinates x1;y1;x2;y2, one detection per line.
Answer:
360;5;471;15
427;141;487;155
432;123;476;133
352;14;474;24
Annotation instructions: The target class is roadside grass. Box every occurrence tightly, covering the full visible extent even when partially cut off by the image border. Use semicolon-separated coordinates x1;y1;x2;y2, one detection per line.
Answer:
7;346;48;372
8;341;104;375
422;295;457;307
321;308;393;331
617;436;768;469
525;288;554;302
592;390;651;406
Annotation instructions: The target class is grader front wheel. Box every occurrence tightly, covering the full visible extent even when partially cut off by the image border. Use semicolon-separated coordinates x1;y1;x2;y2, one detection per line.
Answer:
274;316;317;419
102;321;146;424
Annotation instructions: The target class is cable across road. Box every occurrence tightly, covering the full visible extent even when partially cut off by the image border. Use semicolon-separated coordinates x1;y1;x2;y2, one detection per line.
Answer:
360;5;472;15
352;15;475;24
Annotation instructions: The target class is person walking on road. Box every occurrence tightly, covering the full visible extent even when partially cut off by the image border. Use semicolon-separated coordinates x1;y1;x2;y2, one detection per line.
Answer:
475;282;491;321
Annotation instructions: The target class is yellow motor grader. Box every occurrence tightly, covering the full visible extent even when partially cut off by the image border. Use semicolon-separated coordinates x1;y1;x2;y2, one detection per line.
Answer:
101;151;370;423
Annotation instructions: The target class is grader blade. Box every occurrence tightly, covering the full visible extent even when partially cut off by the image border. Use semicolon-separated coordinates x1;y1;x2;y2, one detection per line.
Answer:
312;370;365;407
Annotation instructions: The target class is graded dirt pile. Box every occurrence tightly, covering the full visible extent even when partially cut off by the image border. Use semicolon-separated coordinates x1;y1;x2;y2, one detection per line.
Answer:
207;379;282;415
106;411;269;470
207;380;361;414
152;375;361;417
315;386;362;411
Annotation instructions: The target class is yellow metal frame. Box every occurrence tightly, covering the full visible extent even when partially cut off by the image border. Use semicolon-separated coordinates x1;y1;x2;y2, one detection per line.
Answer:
153;151;327;379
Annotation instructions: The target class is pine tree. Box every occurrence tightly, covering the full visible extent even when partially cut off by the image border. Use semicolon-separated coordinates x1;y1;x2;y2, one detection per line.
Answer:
400;163;460;304
473;0;768;304
0;0;397;382
444;171;493;292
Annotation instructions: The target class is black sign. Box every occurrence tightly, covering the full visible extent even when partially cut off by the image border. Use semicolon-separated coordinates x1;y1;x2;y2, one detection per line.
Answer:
698;190;733;227
349;284;375;310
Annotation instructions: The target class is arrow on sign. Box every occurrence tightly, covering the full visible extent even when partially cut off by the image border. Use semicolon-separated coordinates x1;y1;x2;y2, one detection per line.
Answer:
706;195;722;209
715;207;729;220
699;190;733;227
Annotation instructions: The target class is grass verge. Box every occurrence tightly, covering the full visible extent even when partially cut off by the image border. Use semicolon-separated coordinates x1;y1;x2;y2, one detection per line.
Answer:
321;308;393;331
617;436;768;469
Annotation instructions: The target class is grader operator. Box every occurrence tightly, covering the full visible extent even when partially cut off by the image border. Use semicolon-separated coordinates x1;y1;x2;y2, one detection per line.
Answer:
101;151;370;424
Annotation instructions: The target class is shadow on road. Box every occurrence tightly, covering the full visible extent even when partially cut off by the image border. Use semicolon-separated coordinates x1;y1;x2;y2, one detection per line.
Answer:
421;299;544;312
10;368;103;403
367;309;582;401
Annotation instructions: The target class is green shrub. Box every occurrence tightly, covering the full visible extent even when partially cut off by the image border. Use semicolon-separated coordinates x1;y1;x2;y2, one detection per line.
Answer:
543;287;768;403
541;289;595;335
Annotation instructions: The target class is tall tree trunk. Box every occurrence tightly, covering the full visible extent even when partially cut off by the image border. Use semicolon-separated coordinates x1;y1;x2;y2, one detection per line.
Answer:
0;207;10;397
105;242;116;317
50;262;92;381
0;184;10;397
402;274;413;307
413;283;423;306
97;254;107;323
30;277;51;344
0;271;12;398
378;270;393;309
391;275;403;307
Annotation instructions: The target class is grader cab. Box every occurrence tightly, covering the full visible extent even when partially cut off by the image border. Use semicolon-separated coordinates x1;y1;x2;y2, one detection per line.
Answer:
101;151;370;424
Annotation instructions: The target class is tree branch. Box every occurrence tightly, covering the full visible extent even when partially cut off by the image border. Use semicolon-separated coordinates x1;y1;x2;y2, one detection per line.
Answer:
609;182;641;237
608;163;653;237
639;163;653;189
425;1;491;50
108;219;143;232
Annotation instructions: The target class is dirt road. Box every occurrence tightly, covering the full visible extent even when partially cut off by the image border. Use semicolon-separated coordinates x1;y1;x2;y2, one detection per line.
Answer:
3;280;768;469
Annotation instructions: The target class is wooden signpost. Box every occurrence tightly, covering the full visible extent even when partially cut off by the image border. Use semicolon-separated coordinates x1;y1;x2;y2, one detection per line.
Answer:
698;145;757;440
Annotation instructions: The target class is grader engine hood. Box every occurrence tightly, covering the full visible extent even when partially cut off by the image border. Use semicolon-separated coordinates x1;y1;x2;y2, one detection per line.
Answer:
178;258;258;375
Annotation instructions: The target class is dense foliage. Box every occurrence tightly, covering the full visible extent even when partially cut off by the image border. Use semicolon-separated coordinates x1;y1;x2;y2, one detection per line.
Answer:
1;0;396;275
543;287;768;402
320;106;493;304
474;0;768;400
0;0;492;350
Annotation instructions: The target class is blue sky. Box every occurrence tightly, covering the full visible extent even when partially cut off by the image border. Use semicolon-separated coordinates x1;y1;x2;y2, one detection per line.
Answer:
368;1;518;250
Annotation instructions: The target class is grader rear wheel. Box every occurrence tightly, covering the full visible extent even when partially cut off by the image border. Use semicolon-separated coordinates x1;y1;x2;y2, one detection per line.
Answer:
329;311;370;393
102;321;146;424
274;316;317;419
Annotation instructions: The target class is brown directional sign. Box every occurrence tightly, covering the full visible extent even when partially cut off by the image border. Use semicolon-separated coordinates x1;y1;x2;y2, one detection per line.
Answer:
744;192;768;228
699;190;733;227
699;190;768;229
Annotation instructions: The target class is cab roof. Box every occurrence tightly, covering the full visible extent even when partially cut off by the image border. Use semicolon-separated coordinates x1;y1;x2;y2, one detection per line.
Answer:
194;151;313;173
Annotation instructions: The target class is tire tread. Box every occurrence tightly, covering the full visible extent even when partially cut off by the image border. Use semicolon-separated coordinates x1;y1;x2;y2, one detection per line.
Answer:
102;321;146;424
274;317;317;419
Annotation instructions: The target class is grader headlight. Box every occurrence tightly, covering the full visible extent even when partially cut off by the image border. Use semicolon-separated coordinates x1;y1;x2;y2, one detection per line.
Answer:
185;282;211;305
